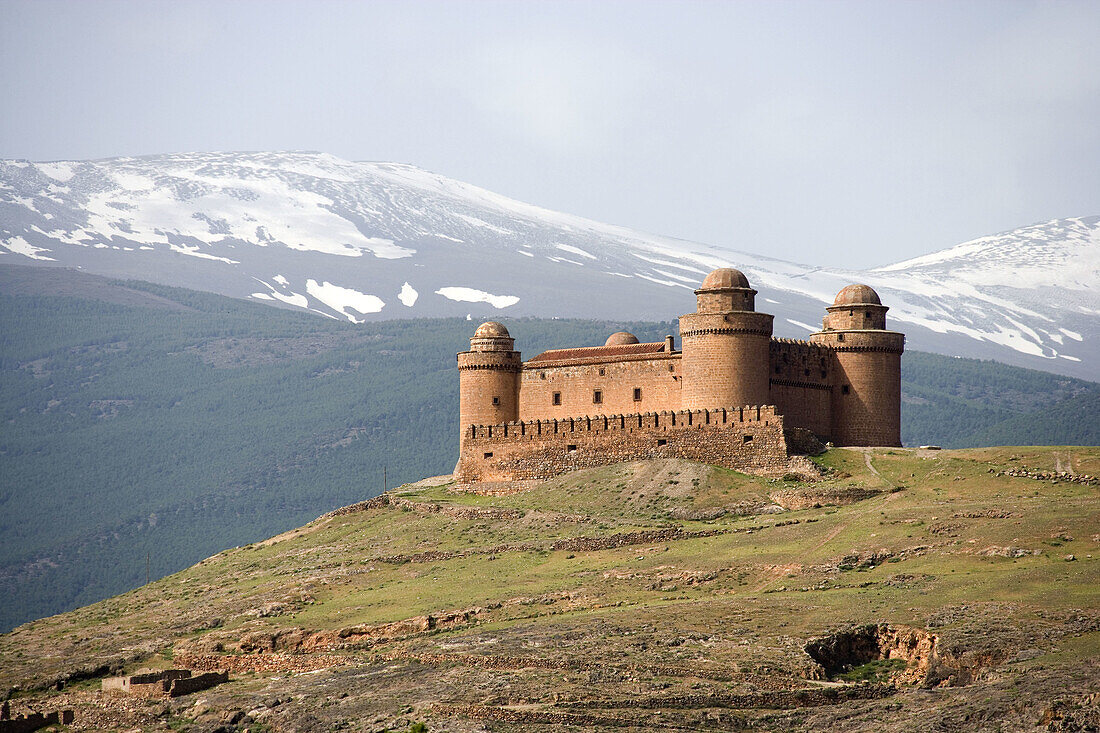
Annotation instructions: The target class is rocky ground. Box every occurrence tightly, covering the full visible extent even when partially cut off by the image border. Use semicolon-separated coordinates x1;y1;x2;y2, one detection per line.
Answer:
2;446;1098;732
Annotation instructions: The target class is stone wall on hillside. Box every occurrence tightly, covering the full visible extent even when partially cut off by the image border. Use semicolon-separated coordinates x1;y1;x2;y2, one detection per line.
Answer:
454;405;789;483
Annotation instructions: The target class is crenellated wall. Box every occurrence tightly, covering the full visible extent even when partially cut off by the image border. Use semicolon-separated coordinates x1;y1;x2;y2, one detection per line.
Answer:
454;405;789;483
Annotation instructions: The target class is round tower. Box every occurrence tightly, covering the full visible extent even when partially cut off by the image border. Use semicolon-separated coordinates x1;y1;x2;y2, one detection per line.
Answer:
457;321;521;443
809;285;904;446
679;267;773;409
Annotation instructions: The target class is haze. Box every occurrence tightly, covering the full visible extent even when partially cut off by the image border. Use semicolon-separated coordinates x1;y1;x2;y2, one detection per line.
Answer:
1;0;1097;268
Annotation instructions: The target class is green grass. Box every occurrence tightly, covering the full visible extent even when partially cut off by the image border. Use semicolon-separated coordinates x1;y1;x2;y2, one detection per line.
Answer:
838;658;908;683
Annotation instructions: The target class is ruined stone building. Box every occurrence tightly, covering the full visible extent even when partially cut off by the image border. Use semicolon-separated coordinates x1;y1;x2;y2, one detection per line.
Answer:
454;268;903;483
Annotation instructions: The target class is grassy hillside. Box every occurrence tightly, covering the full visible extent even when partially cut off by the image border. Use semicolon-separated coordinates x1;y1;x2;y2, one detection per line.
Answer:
1;265;1097;633
1;447;1097;731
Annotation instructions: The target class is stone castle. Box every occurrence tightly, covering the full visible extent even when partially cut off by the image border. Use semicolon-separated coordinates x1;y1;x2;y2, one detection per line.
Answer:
454;268;904;484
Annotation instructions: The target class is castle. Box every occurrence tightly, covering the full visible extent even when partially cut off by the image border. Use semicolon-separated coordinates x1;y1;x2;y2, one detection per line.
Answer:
454;268;903;484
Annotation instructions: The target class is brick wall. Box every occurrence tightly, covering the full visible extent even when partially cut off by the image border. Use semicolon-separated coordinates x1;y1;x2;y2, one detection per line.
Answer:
768;339;834;439
454;406;789;483
810;330;904;446
824;304;888;331
518;355;681;419
679;311;772;410
457;350;521;442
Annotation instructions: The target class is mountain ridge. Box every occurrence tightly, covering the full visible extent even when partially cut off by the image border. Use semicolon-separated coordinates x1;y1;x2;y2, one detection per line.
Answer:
1;151;1096;379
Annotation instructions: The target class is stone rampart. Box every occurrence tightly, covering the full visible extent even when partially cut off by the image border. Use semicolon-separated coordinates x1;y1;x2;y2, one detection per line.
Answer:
0;709;74;733
454;405;789;483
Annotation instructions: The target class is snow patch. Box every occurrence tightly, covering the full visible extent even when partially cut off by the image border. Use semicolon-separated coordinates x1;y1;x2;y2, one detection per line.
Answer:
436;286;519;309
2;236;55;260
453;213;514;235
305;279;385;323
273;274;289;285
555;243;597;260
786;318;817;333
1060;328;1083;341
398;281;418;307
36;161;76;182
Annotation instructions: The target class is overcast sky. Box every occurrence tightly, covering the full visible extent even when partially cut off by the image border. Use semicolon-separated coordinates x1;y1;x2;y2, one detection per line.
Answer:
1;0;1097;269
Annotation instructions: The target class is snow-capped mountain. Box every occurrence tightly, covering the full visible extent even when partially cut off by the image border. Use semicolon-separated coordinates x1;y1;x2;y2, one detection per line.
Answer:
1;151;1096;379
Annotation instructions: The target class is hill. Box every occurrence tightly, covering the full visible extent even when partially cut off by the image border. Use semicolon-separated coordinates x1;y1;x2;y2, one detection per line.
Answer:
1;152;1097;379
1;447;1098;731
1;265;1098;634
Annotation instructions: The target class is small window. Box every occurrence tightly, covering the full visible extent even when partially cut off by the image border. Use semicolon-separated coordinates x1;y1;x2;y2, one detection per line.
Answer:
842;384;850;395
552;392;561;405
775;365;781;374
633;387;642;401
483;452;493;459
837;333;845;342
492;396;500;406
540;371;546;380
668;364;674;372
866;310;872;318
593;390;602;404
598;368;606;376
803;368;810;376
743;434;753;444
567;444;577;452
657;438;667;447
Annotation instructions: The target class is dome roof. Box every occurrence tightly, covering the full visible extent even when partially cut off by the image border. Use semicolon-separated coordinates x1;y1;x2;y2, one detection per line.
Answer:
473;321;510;338
833;284;882;306
700;267;751;290
604;331;640;346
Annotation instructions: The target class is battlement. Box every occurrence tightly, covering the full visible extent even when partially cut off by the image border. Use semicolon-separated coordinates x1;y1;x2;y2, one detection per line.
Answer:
465;404;779;442
455;405;788;483
771;337;833;350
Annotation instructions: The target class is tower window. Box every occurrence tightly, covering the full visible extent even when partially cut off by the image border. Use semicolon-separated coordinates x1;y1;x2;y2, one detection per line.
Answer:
552;392;561;405
837;333;845;342
567;444;577;452
483;452;493;459
633;387;642;401
598;368;606;376
743;434;753;444
657;438;667;447
593;390;603;404
492;396;500;406
842;384;850;395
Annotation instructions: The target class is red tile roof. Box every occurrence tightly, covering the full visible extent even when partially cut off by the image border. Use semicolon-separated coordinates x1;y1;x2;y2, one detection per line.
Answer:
526;342;668;364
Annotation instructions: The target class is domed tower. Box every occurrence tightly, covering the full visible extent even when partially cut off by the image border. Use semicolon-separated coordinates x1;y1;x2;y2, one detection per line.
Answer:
810;285;904;446
457;321;521;442
605;331;640;346
679;267;774;409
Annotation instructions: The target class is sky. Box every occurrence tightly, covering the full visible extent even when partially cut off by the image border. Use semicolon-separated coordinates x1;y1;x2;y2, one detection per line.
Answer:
1;0;1098;269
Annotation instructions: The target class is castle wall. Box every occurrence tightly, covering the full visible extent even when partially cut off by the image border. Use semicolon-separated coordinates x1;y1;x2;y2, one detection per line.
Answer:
454;406;789;483
768;339;834;439
518;355;681;420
